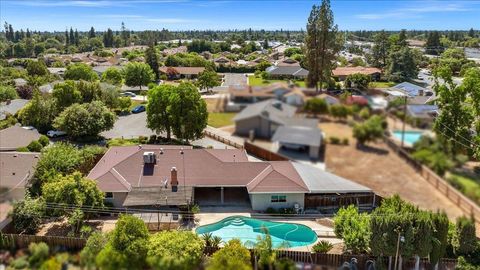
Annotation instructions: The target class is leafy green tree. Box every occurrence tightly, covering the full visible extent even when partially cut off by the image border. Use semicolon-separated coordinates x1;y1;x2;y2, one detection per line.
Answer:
169;82;208;142
304;97;329;117
77;80;101;103
344;73;371;90
123;62;154;90
101;67;123;85
429;212;450;269
53;101;116;138
64;63;98;81
147;231;204;270
352;115;386;145
9;195;46;234
425;31;443;55
197;68;221;93
117;97;132;113
80;232;108;270
42;172;104;211
437;48;470;75
99;83;121;109
207;239;252;270
97;214;149;270
255;61;271;72
16;85;34;99
453;217;477;256
145;44;160;80
371;30;390;69
147;85;175;139
52;80;82;110
0;85;18;101
304;0;341;92
26;60;48;76
386;47;418;82
38;135;49;147
334;205;370;253
254;227;276;270
329;104;349;120
18;91;57;132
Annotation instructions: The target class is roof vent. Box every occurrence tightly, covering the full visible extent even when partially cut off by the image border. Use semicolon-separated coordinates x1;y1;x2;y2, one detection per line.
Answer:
159;148;164;155
143;152;156;164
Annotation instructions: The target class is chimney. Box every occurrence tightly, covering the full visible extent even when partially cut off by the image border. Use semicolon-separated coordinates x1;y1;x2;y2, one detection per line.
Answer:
418;89;424;96
171;167;178;192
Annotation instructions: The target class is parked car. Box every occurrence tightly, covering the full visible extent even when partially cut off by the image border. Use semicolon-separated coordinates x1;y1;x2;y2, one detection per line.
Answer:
131;105;146;114
47;130;67;138
21;126;36;130
121;92;136;97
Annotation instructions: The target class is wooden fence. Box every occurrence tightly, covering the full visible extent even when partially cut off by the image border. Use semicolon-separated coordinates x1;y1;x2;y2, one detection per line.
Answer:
383;136;480;225
203;130;244;149
204;247;457;270
2;234;86;250
244;141;290;161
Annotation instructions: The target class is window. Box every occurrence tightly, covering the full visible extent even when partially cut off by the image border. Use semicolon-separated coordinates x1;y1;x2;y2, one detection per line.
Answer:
105;192;113;199
271;195;287;203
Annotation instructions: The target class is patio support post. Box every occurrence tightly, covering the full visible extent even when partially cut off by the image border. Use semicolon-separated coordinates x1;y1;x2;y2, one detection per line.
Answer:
220;187;224;204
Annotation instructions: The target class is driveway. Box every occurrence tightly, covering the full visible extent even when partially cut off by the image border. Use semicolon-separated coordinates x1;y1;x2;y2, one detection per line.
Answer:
212;73;248;92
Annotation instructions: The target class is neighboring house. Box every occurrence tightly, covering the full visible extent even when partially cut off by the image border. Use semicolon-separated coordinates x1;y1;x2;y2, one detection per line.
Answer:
345;95;370;107
162;46;188;56
406;104;439;127
265;66;309;79
92;65;119;76
0;152;40;201
282;88;306;107
332;67;381;81
0;125;41;151
0;99;29;120
233;99;300;138
39;80;63;94
276;58;300;67
159;67;205;79
387;82;433;97
87;145;374;211
408;95;436;105
368;96;388;111
272;126;323;159
121;85;148;92
213;56;233;66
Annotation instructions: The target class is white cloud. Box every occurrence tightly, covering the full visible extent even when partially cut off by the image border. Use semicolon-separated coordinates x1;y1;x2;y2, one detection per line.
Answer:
356;2;471;20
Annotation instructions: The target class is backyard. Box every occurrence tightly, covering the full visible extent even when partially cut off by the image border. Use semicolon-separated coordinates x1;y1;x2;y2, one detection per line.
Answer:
207;112;236;128
248;75;306;87
369;81;396;88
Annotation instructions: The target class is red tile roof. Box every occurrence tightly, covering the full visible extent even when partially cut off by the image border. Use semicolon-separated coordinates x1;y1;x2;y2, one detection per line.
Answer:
87;145;308;193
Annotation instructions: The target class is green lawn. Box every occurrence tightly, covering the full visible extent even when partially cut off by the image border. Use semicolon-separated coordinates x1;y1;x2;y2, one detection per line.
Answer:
448;172;480;204
208;112;236;128
248;75;306;87
369;81;396;88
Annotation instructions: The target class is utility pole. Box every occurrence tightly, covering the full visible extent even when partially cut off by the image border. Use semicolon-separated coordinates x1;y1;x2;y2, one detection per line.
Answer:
401;95;407;148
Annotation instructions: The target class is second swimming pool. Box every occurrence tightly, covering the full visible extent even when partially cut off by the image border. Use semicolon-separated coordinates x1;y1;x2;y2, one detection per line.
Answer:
392;130;424;145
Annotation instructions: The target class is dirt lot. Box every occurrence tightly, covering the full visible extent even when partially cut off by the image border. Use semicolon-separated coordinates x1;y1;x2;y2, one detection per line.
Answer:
320;121;466;221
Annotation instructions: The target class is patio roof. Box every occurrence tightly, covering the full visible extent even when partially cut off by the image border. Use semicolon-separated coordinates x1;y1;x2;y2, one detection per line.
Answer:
123;186;193;207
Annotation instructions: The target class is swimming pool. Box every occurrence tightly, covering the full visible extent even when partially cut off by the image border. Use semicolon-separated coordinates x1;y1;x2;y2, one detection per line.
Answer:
392;130;424;145
195;216;317;248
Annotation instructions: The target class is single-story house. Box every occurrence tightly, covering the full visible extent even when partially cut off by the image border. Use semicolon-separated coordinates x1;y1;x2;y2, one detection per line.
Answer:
272;126;323;159
121;85;149;92
47;67;66;76
315;93;340;106
282;88;306;107
0;152;40;201
233;99;303;138
159;66;205;79
332;67;381;81
265;66;309;79
0;125;41;151
406;104;439;125
92;65;120;76
387;82;433;97
0;99;29;120
87;145;375;211
345;95;369;107
228;82;301;107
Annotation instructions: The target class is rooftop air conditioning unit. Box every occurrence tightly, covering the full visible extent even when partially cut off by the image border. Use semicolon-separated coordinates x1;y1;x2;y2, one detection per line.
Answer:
143;152;156;164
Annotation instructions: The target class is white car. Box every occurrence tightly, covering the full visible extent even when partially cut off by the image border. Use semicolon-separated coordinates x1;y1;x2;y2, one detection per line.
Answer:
47;130;67;138
21;126;36;130
121;92;136;97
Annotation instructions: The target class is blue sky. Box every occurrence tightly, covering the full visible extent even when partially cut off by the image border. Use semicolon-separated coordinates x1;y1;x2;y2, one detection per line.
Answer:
1;0;479;31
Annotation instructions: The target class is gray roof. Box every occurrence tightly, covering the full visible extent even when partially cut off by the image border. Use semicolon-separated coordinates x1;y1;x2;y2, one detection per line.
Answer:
266;66;309;76
0;99;29;120
0;125;41;151
280;117;318;128
272;126;322;147
233;99;297;124
408;95;435;105
406;104;439;118
0;152;40;189
390;82;428;97
292;162;372;193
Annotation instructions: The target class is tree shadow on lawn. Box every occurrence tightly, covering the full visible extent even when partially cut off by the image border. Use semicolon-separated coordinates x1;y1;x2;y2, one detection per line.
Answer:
355;143;389;155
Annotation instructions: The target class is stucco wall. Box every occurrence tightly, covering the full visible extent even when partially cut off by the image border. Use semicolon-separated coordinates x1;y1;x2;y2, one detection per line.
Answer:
109;192;128;207
250;193;305;211
235;117;272;138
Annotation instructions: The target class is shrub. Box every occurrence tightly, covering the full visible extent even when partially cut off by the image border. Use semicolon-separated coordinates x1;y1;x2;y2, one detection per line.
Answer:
28;242;49;268
312;240;334;253
265;207;277;214
38;135;50;147
342;138;349;145
16;146;29;152
207;239;251;270
358;107;370;120
329;137;341;145
80;232;108;268
0;85;18;102
9;256;29;269
27;140;43;152
148;135;157;144
10;196;46;234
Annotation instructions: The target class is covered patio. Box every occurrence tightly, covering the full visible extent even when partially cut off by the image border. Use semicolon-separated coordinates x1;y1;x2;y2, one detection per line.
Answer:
194;187;251;207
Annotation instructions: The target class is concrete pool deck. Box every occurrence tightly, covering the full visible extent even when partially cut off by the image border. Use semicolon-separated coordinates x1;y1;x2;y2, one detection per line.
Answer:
194;212;343;251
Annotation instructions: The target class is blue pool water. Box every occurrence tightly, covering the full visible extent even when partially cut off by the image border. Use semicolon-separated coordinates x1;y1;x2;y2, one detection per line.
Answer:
195;216;317;248
393;130;424;145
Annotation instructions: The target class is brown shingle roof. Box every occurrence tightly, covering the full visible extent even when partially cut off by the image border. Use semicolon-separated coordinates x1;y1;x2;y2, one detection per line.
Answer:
159;66;205;75
0;152;39;190
87;146;308;194
0;126;41;151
